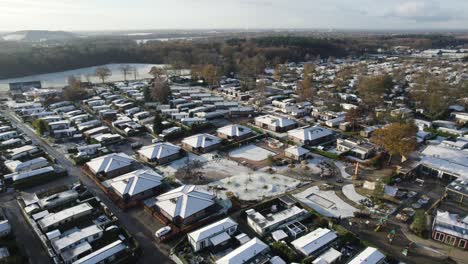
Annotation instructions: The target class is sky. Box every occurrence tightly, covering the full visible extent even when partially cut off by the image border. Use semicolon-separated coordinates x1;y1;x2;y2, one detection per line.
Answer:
0;0;467;31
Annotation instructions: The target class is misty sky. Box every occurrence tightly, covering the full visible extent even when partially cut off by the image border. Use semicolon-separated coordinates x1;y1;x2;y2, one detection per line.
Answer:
1;0;467;31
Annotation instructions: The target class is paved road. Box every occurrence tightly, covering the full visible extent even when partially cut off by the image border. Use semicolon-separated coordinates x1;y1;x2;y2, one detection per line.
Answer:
2;110;173;264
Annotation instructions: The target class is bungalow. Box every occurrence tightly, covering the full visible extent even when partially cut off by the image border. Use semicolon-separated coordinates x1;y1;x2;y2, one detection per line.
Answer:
85;152;136;178
103;169;164;201
182;134;222;153
154;185;216;226
5;145;41;160
336;139;376;160
246;205;308;236
216;238;269;264
217;124;253;141
188;217;238;252
254;115;297;132
48;120;70;131
137;142;182;164
38;203;93;232
4;157;49;173
432;211;468;250
288;126;335;146
291;228;338;256
284;146;310;161
0;131;18;141
72;240;128;264
51;225;103;254
348;247;385;264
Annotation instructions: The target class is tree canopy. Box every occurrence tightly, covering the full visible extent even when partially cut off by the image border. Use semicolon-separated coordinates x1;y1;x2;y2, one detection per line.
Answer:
371;122;418;162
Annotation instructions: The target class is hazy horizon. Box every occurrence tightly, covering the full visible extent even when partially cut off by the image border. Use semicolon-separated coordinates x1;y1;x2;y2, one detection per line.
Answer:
1;0;467;32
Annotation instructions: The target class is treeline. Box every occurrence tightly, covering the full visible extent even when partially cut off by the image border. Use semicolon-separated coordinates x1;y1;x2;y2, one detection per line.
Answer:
0;34;466;79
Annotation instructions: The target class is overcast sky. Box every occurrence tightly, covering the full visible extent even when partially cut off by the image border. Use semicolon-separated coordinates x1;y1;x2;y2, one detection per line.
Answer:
1;0;467;31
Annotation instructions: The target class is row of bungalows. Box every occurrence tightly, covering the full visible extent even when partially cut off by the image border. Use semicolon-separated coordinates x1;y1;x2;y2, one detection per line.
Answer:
18;186;135;264
0;119;30;149
254;115;298;133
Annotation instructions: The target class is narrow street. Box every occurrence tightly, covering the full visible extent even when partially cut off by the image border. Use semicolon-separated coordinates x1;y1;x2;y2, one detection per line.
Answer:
2;110;174;264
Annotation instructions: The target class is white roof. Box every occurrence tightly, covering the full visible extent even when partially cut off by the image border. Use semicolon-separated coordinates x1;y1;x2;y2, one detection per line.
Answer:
420;145;468;178
348;247;385;264
288;126;334;142
38;203;93;230
103;169;163;197
8;145;38;156
216;238;268;264
5;166;54;182
269;256;287;264
210;232;231;246
155;185;214;219
217;124;252;137
182;133;221;148
86;153;134;174
285;146;310;156
271;230;288;241
312;248;342;264
137;142;181;160
291;228;338;256
73;240;127;264
52;225;102;252
255;115;296;128
4;157;48;172
433;211;468;240
188;217;238;242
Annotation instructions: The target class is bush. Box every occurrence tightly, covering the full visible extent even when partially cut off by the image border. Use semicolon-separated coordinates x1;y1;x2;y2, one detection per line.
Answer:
271;242;300;263
410;210;426;237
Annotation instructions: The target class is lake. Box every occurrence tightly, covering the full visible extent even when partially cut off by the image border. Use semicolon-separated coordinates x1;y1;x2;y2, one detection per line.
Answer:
0;63;162;90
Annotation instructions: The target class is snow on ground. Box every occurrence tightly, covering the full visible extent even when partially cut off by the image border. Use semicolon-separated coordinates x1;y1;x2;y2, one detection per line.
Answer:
159;152;303;201
342;184;367;204
158;152;210;175
335;161;352;179
294;186;358;218
208;169;302;201
228;144;275;161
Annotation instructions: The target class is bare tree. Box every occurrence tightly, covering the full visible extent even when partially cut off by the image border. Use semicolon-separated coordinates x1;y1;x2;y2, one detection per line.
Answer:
119;64;132;81
95;66;112;84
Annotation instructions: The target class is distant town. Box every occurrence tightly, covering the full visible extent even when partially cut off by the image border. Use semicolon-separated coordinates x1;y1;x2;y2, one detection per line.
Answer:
0;36;467;264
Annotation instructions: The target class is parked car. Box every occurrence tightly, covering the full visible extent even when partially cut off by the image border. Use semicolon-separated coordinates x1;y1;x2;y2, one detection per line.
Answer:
155;226;172;238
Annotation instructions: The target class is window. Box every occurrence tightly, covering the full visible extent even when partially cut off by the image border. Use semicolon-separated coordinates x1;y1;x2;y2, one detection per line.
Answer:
445;235;456;245
434;232;445;241
458;239;467;249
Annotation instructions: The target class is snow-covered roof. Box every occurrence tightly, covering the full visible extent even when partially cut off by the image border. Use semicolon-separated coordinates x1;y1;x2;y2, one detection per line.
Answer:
288;126;334;142
217;124;252;137
73;240;127;264
285;146;310;156
182;133;221;148
216;238;269;264
52;225;102;252
4;157;48;172
255;115;296;128
433;211;468;240
137;142;181;160
188;217;238;242
420;145;468;178
312;248;342;264
103;169;163;197
291;228;338;256
348;247;385;264
86;152;135;175
155;185;215;219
